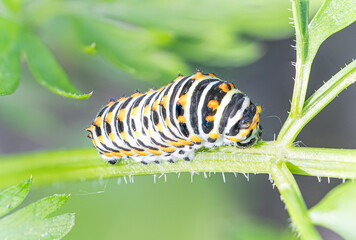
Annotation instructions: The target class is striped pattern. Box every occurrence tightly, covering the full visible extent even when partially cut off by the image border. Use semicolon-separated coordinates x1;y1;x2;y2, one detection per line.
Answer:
87;71;262;164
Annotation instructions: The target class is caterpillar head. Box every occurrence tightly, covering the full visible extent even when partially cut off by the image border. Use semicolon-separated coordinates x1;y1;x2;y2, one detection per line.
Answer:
224;103;262;148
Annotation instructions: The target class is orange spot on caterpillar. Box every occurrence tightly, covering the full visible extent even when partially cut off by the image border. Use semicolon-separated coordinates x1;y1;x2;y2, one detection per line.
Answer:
144;105;150;114
165;118;171;128
206;115;215;122
117;97;127;102
178;116;186;123
156;122;163;131
103;152;113;157
161;95;168;108
105;112;114;124
147;128;153;136
192;71;204;80
168;140;183;147
109;133;116;141
132;107;138;116
174;75;184;82
94;116;103;127
209;133;219;139
160;146;175;153
219;83;229;93
86;125;94;131
111;151;123;157
98;135;105;143
152;99;160;111
177;94;187;108
209;73;216;77
121;150;134;156
131;92;143;98
146;149;162;155
190;136;202;143
177;139;193;145
208;100;219;111
229;137;240;141
106;101;115;107
146;89;155;94
133;149;148;156
121;131;128;141
117;109;126;121
229;83;235;89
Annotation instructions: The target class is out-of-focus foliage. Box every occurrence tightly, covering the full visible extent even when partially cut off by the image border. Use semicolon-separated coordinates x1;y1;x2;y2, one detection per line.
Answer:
309;181;356;240
0;178;74;240
0;0;323;97
227;217;297;240
0;18;20;96
55;174;296;240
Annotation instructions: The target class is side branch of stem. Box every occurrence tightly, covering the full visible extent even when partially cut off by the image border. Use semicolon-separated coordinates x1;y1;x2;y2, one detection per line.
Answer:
271;160;322;240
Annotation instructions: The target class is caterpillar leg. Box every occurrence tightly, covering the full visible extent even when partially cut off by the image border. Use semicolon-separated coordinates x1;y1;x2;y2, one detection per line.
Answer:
183;151;195;161
108;160;118;165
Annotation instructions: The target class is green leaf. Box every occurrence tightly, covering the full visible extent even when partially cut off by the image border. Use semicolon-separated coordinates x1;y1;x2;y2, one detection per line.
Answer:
0;193;75;240
309;181;356;239
21;31;91;99
69;16;189;83
0;213;75;240
85;0;293;68
308;0;356;61
0;19;20;96
0;178;31;217
7;194;71;220
171;34;262;67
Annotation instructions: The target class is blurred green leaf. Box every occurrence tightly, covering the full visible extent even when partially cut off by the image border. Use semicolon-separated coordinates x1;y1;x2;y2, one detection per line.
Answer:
227;217;297;240
0;0;325;94
94;0;322;67
0;178;31;217
0;188;75;240
0;18;20;96
171;35;262;67
308;0;356;61
21;31;91;99
2;0;23;13
2;214;75;240
30;0;323;84
69;16;188;82
309;181;356;239
3;193;71;221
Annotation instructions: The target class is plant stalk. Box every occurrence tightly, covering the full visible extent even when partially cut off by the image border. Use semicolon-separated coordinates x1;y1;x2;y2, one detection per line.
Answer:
271;160;322;240
289;0;310;119
0;142;355;188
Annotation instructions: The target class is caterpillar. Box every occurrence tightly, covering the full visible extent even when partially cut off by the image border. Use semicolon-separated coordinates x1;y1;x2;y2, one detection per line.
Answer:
87;71;262;165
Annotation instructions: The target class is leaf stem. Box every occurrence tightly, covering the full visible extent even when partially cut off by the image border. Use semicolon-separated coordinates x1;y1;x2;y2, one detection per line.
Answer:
0;142;355;188
271;160;322;240
278;59;356;145
289;0;310;118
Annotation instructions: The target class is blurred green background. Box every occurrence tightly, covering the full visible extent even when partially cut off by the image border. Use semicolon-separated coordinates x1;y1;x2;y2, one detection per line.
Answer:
0;0;355;239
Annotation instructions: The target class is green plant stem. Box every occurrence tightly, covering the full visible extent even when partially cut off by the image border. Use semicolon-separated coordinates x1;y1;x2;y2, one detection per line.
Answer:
271;160;322;240
278;60;356;145
290;0;310;118
0;141;355;188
